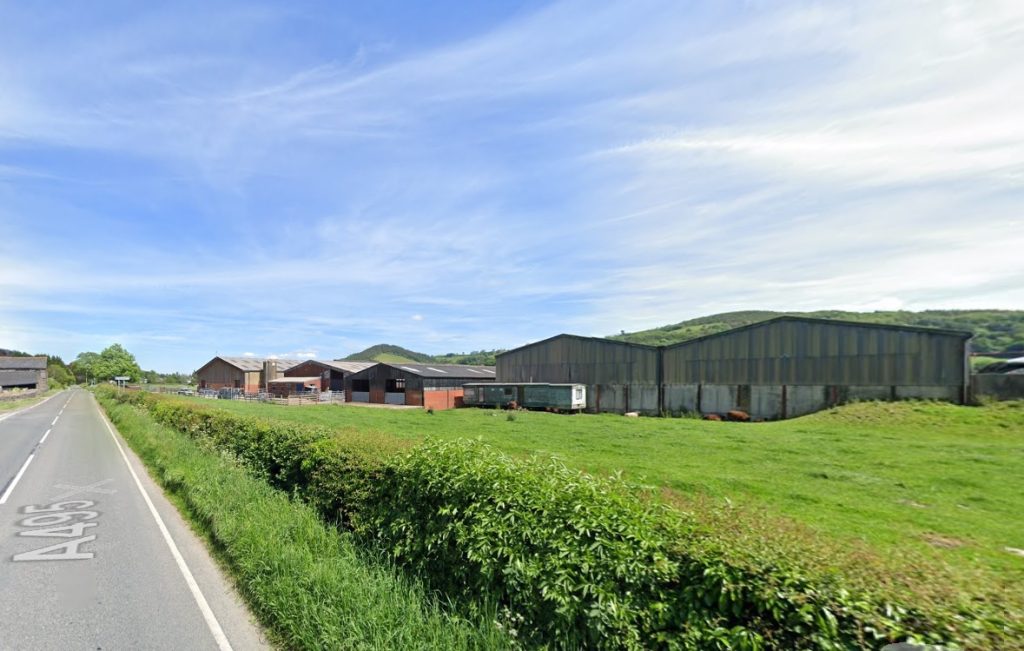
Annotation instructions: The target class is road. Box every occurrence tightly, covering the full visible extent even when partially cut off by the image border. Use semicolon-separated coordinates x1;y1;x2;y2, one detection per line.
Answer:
0;388;270;650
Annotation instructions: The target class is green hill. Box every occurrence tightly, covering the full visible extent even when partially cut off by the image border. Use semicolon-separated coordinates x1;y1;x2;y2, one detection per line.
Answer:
342;344;434;364
342;344;505;366
609;309;1024;352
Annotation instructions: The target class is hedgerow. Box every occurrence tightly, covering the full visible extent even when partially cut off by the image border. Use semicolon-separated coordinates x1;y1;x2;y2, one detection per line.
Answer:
98;387;1022;650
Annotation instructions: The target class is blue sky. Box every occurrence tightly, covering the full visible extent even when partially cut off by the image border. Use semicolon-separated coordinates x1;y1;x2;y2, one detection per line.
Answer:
2;1;1022;372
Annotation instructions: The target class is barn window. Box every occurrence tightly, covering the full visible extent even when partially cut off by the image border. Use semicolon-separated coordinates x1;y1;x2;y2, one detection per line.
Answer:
352;379;370;392
386;378;406;392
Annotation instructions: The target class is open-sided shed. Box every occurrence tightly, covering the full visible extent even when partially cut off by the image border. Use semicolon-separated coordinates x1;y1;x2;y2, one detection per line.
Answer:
345;363;495;409
0;356;48;393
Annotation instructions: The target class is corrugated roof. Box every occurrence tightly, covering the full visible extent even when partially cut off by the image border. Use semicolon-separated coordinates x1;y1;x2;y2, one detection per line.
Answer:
0;356;47;370
212;357;303;372
496;334;659;358
662;315;973;349
376;363;496;378
268;376;320;384
298;360;376;373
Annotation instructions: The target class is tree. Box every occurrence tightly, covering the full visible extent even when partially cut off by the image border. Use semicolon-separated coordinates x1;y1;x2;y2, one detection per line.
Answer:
93;344;143;382
70;351;100;384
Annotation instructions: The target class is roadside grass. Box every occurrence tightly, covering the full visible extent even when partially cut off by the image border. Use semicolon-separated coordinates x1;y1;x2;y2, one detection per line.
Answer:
0;388;61;413
177;397;1024;581
99;396;512;651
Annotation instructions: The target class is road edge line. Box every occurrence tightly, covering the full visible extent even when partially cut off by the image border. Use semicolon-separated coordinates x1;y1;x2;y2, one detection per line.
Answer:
0;453;36;504
94;395;234;651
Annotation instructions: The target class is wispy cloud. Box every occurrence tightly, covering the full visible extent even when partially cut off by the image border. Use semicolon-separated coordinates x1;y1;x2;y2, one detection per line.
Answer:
1;1;1021;369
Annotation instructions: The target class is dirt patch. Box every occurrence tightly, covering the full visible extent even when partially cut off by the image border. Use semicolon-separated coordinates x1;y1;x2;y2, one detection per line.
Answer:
923;533;965;549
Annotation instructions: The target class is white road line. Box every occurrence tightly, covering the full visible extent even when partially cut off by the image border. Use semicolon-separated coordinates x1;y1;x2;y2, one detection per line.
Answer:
39;428;52;444
0;454;36;505
50;416;59;426
96;399;234;651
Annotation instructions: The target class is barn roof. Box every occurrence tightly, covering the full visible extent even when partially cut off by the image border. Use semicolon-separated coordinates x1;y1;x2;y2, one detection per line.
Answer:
496;333;658;358
289;360;376;374
662;315;973;349
0;356;47;370
358;363;496;378
203;356;303;372
268;376;320;384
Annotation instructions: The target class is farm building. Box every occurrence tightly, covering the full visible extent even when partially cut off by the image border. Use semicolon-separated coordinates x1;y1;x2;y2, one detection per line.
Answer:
0;356;48;393
345;363;496;410
283;360;375;392
497;317;972;419
495;335;661;413
195;356;302;393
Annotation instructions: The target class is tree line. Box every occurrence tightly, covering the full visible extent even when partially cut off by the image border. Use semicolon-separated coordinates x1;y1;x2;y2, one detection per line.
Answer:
3;344;194;388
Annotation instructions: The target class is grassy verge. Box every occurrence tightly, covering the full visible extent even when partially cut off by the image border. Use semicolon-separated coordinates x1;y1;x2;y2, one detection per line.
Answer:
98;395;511;650
0;388;61;412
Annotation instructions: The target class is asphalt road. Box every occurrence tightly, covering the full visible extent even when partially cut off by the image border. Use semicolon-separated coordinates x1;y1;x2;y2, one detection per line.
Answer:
0;388;270;650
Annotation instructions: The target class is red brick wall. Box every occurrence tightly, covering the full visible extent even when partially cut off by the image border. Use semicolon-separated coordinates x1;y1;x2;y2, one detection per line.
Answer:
423;389;465;411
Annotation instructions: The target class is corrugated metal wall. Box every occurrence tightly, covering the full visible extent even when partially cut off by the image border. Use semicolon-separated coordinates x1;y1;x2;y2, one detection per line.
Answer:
663;320;967;386
496;336;659;384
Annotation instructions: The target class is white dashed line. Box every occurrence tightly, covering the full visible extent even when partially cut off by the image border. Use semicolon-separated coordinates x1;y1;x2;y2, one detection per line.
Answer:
39;428;53;444
51;416;59;426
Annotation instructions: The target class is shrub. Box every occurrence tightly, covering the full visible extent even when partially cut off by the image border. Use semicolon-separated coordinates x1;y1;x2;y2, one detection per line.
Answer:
94;387;1021;650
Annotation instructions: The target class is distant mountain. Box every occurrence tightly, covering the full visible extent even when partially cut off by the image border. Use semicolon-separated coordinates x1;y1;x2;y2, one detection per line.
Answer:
609;310;1024;353
341;344;505;366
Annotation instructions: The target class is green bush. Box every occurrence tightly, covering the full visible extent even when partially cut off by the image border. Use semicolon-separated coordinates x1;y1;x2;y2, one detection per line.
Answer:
96;387;1019;650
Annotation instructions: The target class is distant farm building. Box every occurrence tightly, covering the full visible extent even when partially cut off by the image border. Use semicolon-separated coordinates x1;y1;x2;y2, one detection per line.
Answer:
0;357;48;393
497;317;972;419
195;357;302;393
282;360;375;392
972;355;1024;401
345;363;495;410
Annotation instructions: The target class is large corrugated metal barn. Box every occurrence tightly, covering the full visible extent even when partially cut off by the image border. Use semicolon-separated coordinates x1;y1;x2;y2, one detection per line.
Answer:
497;317;972;419
495;335;661;413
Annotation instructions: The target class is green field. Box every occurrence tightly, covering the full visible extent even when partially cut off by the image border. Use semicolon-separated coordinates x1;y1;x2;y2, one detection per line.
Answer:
178;396;1024;583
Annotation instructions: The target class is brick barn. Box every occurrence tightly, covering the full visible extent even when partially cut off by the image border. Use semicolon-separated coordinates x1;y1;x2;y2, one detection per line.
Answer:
345;363;495;410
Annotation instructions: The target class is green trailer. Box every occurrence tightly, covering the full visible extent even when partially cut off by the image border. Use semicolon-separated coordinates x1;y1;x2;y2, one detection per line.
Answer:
463;383;521;407
521;383;587;411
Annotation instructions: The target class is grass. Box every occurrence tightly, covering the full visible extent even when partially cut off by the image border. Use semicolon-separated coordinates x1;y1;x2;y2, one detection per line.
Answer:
971;355;1006;370
0;388;61;412
99;396;512;650
177;396;1024;582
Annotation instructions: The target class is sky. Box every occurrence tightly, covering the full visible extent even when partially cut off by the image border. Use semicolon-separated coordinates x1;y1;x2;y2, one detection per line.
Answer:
1;1;1022;372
